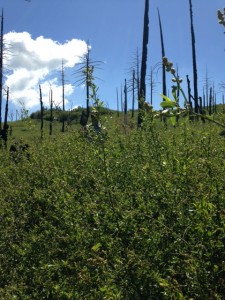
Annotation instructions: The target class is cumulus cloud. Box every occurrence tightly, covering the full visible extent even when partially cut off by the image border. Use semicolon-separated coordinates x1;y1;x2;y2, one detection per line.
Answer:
3;31;88;109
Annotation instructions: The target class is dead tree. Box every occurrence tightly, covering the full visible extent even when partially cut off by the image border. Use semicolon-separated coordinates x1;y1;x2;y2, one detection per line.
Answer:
1;86;9;147
138;0;149;127
116;88;119;117
61;60;65;132
157;8;166;98
74;44;102;119
189;0;199;113
39;85;44;139
49;87;53;135
124;79;128;124
0;9;4;130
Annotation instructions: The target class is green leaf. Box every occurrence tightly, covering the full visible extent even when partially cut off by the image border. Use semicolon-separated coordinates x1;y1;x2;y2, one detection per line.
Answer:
170;116;176;126
160;94;176;108
172;86;178;100
160;94;173;102
92;243;102;252
160;100;176;109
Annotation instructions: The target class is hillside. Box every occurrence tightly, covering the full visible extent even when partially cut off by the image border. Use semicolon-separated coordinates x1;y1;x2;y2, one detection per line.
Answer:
1;111;225;299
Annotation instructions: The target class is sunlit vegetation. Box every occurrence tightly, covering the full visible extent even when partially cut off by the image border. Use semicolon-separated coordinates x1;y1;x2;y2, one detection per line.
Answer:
0;3;225;299
0;110;225;299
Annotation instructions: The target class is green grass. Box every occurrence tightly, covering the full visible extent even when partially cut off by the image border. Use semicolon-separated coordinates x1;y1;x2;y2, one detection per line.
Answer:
1;112;225;299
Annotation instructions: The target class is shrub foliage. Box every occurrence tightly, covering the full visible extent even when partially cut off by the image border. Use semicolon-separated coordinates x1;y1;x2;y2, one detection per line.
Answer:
1;117;225;299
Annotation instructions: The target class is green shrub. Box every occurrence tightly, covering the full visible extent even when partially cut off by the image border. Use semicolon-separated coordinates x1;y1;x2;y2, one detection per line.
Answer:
1;118;225;299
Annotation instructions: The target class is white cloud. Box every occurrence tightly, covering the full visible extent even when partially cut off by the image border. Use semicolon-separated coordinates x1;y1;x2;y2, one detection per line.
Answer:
3;31;88;109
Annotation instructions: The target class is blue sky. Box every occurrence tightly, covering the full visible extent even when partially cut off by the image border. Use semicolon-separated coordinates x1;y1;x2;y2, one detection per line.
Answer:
0;0;225;117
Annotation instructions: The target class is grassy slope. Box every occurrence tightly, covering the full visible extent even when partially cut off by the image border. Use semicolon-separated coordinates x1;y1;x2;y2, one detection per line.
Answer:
1;112;225;299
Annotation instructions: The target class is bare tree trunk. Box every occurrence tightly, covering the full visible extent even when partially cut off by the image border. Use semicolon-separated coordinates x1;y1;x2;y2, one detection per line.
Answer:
157;8;166;97
124;79;127;124
209;87;212;116
214;93;217;113
86;48;90;118
61;60;65;132
186;75;192;108
1;86;9;147
150;67;153;105
120;83;123;113
223;94;225;113
0;10;4;130
116;88;119;117
203;87;205;110
39;85;44;139
49;87;53;135
136;48;140;101
189;0;198;113
132;69;135;117
138;0;149;127
205;68;209;112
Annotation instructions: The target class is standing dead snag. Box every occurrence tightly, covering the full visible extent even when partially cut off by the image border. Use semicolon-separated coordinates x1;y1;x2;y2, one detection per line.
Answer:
0;9;4;130
138;0;149;127
157;8;167;99
80;110;88;137
124;79;128;124
61;60;65;132
189;0;199;113
74;44;102;121
49;87;53;135
0;86;9;147
39;85;44;139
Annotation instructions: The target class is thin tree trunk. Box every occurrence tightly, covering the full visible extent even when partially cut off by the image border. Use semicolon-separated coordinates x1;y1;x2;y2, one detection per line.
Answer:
205;68;209;112
1;86;9;147
150;67;153;105
0;9;4;130
189;0;198;113
61;60;65;132
214;94;217;113
132;69;135;117
39;85;44;139
136;48;140;101
212;82;215;113
124;79;127;125
49;87;53;135
203;87;205;110
223;94;225;113
116;88;119;117
209;87;212;116
138;0;149;127
157;8;166;97
120;83;123;113
186;75;192;108
86;49;90;118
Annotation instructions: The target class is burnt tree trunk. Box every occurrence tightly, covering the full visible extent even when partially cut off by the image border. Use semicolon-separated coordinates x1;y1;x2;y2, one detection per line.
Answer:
39;85;44;139
49;87;53;135
1;86;9;147
61;60;65;132
0;10;4;130
138;0;149;127
209;87;212;116
124;78;128;124
157;8;166;98
189;0;198;113
132;69;135;117
116;88;119;117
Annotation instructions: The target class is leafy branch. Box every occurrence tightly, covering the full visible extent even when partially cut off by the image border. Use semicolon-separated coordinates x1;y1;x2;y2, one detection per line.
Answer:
156;57;225;131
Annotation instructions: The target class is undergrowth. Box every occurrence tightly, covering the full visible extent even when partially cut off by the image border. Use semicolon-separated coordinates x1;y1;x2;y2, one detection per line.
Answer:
0;117;225;299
